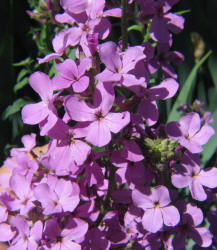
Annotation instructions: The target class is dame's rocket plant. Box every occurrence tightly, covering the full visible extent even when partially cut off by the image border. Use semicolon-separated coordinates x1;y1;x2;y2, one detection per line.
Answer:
0;0;217;249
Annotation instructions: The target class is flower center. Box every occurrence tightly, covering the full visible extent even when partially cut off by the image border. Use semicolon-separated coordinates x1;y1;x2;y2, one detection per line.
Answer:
154;201;160;208
95;110;104;120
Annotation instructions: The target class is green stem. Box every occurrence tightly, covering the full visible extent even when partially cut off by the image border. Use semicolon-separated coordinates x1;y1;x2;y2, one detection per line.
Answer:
121;0;128;51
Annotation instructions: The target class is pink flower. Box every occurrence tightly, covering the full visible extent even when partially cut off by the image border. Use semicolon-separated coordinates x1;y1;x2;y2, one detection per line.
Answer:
21;72;58;136
97;41;146;87
8;174;35;216
166;112;215;153
65;81;130;147
34;177;80;215
53;58;91;92
43;118;91;173
60;0;90;14
0;223;15;242
10;133;36;157
132;185;180;233
172;152;217;201
8;216;43;250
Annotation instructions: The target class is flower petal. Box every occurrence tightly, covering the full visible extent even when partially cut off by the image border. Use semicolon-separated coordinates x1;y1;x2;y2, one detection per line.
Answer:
197;167;217;188
189;179;207;201
104;112;130;133
29;72;53;101
85;121;111;147
73;76;89;93
161;205;180;227
142;208;163;233
0;223;15;242
22;102;48;125
65;96;95;122
57;59;78;79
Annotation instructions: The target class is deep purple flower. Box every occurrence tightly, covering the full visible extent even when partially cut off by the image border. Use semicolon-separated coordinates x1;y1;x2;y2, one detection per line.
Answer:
173;202;213;249
44;217;88;249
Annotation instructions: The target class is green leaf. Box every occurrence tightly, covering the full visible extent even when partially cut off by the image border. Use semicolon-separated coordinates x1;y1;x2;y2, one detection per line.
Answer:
186;238;195;250
13;57;33;67
167;51;212;122
48;60;57;77
176;9;191;15
17;68;29;82
127;25;143;34
201;108;217;166
197;80;207;104
66;47;77;61
13;77;29;93
208;87;217;112
208;52;217;94
2;98;31;120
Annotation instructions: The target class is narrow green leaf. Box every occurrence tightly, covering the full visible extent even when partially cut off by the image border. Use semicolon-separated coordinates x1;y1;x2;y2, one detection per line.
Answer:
13;57;33;67
197;80;207;104
208;52;217;94
208;87;217;112
176;9;191;15
48;60;57;77
201;108;217;166
167;51;212;122
17;68;29;82
127;25;143;34
13;77;29;93
2;98;31;120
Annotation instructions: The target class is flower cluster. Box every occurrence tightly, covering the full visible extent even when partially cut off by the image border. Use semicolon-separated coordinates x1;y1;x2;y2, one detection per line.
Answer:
0;0;217;249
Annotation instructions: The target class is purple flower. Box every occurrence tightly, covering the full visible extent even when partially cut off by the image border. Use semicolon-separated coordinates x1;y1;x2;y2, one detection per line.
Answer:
173;202;213;249
44;217;88;249
39;0;121;62
60;0;90;14
0;223;15;242
138;78;179;125
5;153;38;182
132;185;180;233
97;41;146;88
22;72;58;136
138;0;184;44
172;152;217;201
81;228;110;249
7;174;35;216
166;112;215;153
8;216;43;250
65;81;130;147
10;133;36;157
52;58;91;92
34;177;80;215
37;28;76;64
42;118;91;173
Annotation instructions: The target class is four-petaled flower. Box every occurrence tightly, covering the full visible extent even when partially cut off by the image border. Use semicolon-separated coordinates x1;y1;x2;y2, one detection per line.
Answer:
132;185;180;233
